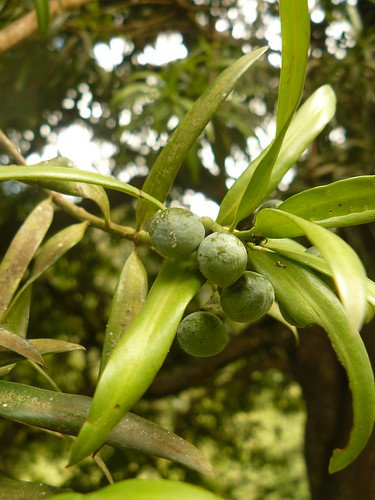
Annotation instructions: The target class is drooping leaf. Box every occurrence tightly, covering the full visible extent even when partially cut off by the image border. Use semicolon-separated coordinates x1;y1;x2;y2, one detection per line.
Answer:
0;198;53;319
100;247;148;374
35;158;111;223
0;166;165;211
248;248;375;473
217;85;336;225
69;258;206;466
0;327;45;366
0;380;215;477
248;209;367;334
135;46;268;228
0;339;85;368
230;0;310;226
277;175;375;227
49;479;221;499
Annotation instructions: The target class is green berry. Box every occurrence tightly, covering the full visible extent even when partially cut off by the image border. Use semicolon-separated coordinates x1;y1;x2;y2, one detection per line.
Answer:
149;207;205;258
197;232;247;287
220;271;274;323
177;311;227;357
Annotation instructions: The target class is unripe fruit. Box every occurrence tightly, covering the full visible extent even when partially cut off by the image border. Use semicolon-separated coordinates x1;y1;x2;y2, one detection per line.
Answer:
220;271;274;323
197;232;247;287
149;207;205;258
177;311;227;357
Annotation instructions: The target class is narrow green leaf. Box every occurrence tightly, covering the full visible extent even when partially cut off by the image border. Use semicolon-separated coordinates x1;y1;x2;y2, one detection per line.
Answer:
230;0;309;226
0;198;53;319
0;166;165;211
135;46;268;228
264;238;375;321
31;222;88;282
278;175;375;227
0;327;45;366
34;0;50;39
217;85;336;226
50;479;221;500
1;222;88;338
249;209;367;333
69;258;205;466
36;158;111;223
0;339;85;368
248;249;375;472
100;247;148;374
0;380;215;477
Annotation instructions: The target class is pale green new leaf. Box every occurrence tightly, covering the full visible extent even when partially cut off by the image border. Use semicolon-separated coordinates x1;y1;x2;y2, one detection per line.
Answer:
278;175;375;227
217;85;336;226
230;0;310;226
0;198;53;320
0;166;165;211
50;479;221;500
248;249;375;473
249;209;367;334
135;46;268;228
100;247;148;375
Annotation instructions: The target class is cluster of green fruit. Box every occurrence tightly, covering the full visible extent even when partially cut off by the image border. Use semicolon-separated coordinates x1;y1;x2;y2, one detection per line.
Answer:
149;208;275;358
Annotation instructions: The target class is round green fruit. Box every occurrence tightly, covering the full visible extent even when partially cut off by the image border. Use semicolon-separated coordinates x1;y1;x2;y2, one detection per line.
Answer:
177;311;227;357
197;232;248;287
220;271;275;323
149;207;205;258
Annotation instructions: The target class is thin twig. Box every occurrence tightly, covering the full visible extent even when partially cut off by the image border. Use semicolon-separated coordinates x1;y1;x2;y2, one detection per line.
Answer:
0;129;151;244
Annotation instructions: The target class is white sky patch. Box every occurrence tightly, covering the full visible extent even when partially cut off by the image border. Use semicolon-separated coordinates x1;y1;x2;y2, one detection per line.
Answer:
28;123;116;175
137;33;188;66
179;190;220;220
93;38;127;72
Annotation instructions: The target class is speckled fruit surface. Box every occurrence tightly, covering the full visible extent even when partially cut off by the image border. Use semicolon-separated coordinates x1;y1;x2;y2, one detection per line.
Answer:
149;208;205;258
220;271;274;323
177;311;227;357
197;232;247;287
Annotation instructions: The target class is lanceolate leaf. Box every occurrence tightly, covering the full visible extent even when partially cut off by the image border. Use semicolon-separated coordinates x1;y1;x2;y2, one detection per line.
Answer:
217;85;336;226
230;0;310;226
135;46;268;228
0;339;85;368
49;479;221;499
0;381;215;477
0;327;45;366
1;222;89;335
36;158;111;223
248;248;375;473
100;247;148;374
249;209;367;334
277;175;375;227
0;198;53;319
0;475;67;499
69;258;205;466
0;166;165;211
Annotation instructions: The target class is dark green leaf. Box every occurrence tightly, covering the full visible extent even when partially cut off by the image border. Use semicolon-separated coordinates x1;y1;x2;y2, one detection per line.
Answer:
0;198;53;319
0;327;45;366
34;0;50;40
0;339;85;368
0;381;215;477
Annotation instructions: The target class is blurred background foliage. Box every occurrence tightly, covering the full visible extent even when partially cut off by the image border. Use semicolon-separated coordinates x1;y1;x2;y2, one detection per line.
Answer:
0;1;374;499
